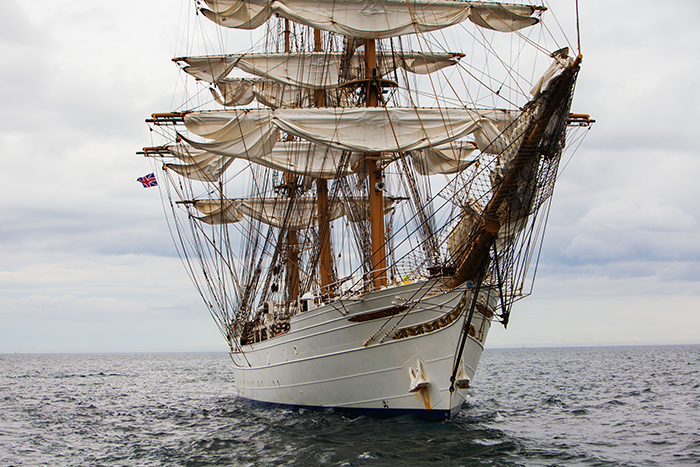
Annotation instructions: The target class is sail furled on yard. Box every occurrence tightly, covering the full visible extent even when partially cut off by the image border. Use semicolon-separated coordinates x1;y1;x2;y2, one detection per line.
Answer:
272;107;520;153
212;79;318;108
170;108;521;178
188;196;396;228
174;51;463;88
161;138;476;181
179;109;279;159
199;0;540;38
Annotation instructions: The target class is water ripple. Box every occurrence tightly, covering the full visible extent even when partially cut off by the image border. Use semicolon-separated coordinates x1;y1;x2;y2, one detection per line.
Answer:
0;346;698;466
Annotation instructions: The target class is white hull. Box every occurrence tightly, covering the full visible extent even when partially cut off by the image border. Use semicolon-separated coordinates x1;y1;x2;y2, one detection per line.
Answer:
230;280;493;421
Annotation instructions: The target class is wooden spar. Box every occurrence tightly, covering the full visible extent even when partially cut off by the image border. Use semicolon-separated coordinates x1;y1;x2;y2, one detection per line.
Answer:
447;58;581;289
283;19;300;302
317;179;333;293
314;28;334;294
284;19;290;52
364;38;388;289
314;28;322;52
285;174;300;301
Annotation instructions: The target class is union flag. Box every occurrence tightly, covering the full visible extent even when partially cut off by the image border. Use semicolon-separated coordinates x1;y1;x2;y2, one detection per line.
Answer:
137;173;158;188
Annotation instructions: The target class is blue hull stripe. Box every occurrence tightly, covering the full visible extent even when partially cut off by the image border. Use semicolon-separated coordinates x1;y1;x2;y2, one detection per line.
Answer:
237;396;456;422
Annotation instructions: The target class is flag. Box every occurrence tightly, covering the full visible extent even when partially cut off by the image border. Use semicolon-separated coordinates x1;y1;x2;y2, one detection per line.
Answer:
137;173;158;188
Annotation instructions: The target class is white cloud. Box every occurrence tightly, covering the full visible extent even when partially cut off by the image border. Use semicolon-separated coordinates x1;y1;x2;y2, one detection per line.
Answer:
1;0;698;352
0;293;227;353
487;272;700;348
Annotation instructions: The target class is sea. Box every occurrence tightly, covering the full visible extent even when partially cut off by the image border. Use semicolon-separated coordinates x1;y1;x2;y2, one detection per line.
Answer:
1;345;698;466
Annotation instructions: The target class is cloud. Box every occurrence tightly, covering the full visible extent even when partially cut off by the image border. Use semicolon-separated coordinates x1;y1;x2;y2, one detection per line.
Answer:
1;0;698;353
0;293;227;353
487;272;700;348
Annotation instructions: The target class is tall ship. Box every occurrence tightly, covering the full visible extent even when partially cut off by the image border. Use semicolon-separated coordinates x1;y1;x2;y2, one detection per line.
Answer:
140;0;592;420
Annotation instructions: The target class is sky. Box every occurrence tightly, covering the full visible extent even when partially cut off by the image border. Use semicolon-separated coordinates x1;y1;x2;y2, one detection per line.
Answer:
0;0;698;353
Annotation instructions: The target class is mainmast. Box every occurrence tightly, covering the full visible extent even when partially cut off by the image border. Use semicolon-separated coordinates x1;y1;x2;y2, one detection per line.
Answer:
364;38;388;289
314;28;334;295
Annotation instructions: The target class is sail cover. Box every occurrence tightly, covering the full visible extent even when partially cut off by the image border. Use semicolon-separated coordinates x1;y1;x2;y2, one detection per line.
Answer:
175;52;462;87
200;0;540;38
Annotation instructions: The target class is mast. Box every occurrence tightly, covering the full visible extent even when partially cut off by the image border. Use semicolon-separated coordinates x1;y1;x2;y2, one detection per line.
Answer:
284;19;300;302
285;172;300;302
364;38;388;289
314;28;334;295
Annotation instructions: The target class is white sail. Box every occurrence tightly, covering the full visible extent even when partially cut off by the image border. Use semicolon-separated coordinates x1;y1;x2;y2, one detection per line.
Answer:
254;141;359;178
210;78;257;106
251;80;316;108
164;143;216;163
211;78;316;108
192;197;343;228
411;141;477;175
190;199;245;225
191;196;395;228
531;48;575;97
181;109;279;159
182;109;271;138
166;155;233;182
201;0;539;38
201;0;271;29
175;51;462;87
179;107;519;165
468;4;541;32
273;107;520;153
163;139;475;180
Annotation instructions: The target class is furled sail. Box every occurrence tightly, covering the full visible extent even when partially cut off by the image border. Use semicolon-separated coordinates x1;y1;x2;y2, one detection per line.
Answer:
210;78;257;106
531;48;575;97
160;138;476;180
180;109;279;159
166;154;233;182
175;51;462;87
211;78;312;108
410;141;477;175
200;0;540;38
164;143;215;163
177;107;520;167
254;141;359;179
273;107;520;153
189;196;396;228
